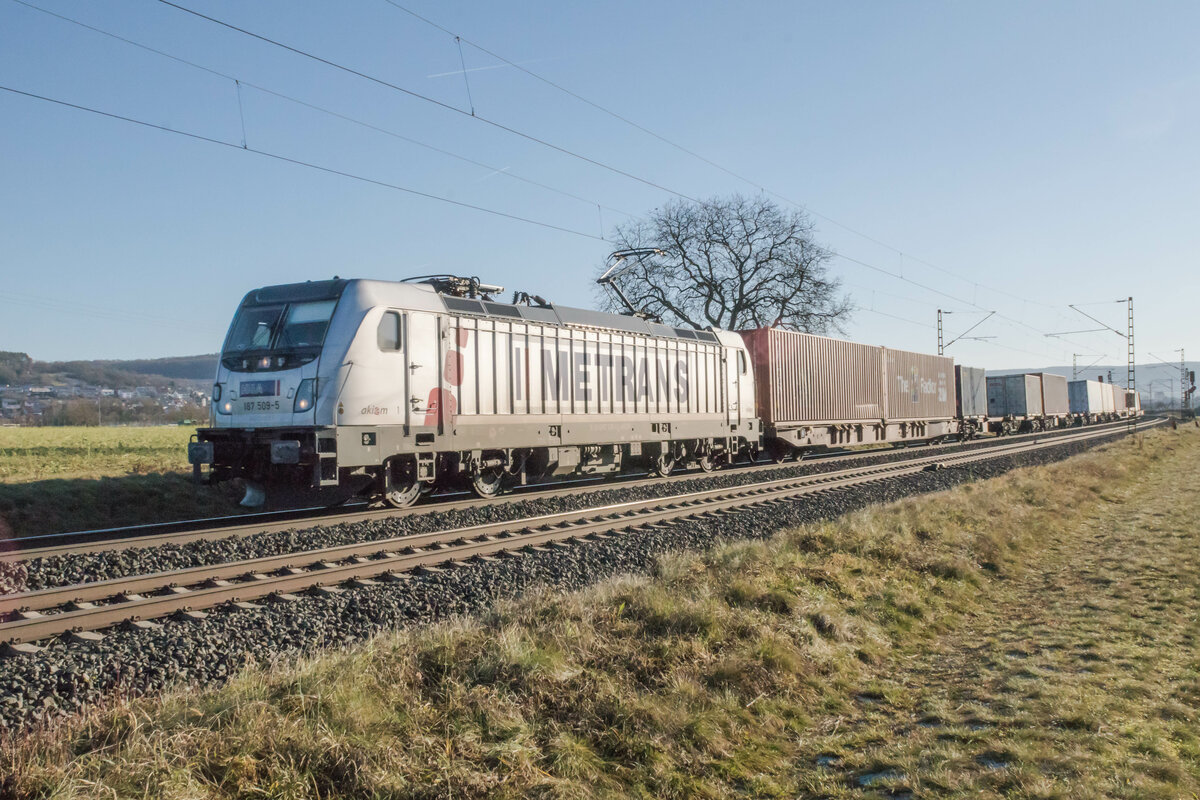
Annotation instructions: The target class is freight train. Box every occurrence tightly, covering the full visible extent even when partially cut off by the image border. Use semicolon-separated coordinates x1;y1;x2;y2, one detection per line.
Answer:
187;275;1141;507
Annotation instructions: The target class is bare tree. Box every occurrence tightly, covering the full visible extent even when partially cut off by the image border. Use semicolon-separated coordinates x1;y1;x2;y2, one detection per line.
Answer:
599;194;852;333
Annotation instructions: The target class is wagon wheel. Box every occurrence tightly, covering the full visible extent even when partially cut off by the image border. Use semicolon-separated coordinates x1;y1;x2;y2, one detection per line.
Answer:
471;467;506;499
650;454;675;477
766;439;791;464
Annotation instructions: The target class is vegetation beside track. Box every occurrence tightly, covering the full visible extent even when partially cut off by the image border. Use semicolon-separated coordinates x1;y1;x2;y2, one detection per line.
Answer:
3;427;1198;798
0;426;240;537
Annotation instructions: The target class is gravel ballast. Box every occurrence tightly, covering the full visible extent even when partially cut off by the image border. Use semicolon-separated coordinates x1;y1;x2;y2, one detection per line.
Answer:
8;424;1129;594
0;430;1137;734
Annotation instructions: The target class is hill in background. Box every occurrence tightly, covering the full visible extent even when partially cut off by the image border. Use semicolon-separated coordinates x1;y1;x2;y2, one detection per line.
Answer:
0;351;218;391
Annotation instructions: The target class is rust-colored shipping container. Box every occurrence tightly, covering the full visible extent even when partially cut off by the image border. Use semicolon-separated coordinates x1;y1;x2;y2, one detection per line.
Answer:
740;328;882;424
738;328;954;425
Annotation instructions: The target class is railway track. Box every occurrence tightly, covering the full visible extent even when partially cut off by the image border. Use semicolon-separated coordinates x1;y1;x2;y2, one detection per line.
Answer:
0;420;1157;654
1;417;1143;561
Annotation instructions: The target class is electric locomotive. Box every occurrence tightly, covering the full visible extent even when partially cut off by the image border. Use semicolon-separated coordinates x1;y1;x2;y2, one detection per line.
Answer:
188;276;758;507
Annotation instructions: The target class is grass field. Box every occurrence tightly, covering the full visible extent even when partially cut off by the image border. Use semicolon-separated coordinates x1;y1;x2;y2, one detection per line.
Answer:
3;427;1197;798
0;426;240;537
0;425;194;483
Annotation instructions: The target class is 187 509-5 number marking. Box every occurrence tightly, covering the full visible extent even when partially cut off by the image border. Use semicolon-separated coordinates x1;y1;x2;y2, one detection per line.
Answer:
243;399;282;412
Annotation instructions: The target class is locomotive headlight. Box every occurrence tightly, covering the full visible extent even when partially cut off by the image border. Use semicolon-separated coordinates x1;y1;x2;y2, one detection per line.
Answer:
259;356;272;369
217;399;234;415
294;378;316;412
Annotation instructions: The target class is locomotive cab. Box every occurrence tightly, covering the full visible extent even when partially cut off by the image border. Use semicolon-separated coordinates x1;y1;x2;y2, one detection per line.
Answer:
190;278;460;506
190;279;350;505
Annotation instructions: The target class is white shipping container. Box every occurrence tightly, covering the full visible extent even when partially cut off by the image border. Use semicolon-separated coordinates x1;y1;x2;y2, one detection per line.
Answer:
1068;379;1108;415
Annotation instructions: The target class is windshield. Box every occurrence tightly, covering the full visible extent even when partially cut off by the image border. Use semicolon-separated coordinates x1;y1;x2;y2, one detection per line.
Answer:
223;300;337;352
276;300;337;349
225;305;284;352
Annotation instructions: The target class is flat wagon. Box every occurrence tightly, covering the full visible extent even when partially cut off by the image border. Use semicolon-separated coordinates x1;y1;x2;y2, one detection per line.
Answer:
1068;379;1113;423
1037;372;1070;425
986;373;1044;433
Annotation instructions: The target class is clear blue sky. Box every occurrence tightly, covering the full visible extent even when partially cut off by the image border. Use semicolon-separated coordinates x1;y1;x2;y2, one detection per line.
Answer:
2;0;1196;374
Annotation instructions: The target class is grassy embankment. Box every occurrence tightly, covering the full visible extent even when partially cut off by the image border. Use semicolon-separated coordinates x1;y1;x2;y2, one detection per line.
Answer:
0;426;240;538
4;427;1199;798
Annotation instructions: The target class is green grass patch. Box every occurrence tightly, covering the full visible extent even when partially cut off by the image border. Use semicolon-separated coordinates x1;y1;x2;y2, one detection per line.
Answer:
0;426;195;483
3;428;1198;798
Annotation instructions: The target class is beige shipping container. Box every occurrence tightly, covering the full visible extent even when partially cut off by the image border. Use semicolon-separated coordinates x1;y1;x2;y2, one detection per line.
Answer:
1037;372;1070;416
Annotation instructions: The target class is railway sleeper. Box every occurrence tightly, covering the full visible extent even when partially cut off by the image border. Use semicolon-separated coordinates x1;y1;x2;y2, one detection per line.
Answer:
121;619;162;631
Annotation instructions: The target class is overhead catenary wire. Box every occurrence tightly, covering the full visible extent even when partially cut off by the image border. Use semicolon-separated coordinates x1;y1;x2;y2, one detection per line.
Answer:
162;0;1086;355
153;0;699;203
0;84;610;242
376;0;1073;314
17;0;1073;357
11;0;1127;364
377;0;1139;364
8;0;637;220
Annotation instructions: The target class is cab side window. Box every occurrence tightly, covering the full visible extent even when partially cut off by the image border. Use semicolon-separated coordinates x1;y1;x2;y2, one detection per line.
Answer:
377;311;401;351
737;350;747;375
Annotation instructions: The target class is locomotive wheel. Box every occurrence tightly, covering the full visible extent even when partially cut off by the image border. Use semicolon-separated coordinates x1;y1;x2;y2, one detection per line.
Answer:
471;468;505;498
697;454;716;472
383;479;422;508
651;454;675;477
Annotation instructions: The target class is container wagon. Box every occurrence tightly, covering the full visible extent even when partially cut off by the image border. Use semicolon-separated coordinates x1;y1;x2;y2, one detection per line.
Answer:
986;373;1044;434
1068;379;1112;423
739;327;955;459
955;365;988;438
1109;382;1127;418
1037;372;1070;428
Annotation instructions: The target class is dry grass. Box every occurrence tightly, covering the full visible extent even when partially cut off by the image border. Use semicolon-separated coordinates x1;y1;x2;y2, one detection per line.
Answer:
2;427;1197;798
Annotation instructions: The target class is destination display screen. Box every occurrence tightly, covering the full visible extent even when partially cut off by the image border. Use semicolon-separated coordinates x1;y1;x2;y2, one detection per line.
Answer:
239;380;280;398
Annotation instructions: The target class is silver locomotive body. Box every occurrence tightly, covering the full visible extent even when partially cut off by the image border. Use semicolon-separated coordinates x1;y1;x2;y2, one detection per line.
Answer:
190;278;757;505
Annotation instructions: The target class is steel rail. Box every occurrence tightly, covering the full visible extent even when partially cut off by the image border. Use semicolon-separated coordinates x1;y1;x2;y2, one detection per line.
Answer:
0;421;1156;649
0;439;944;558
1;417;1140;561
